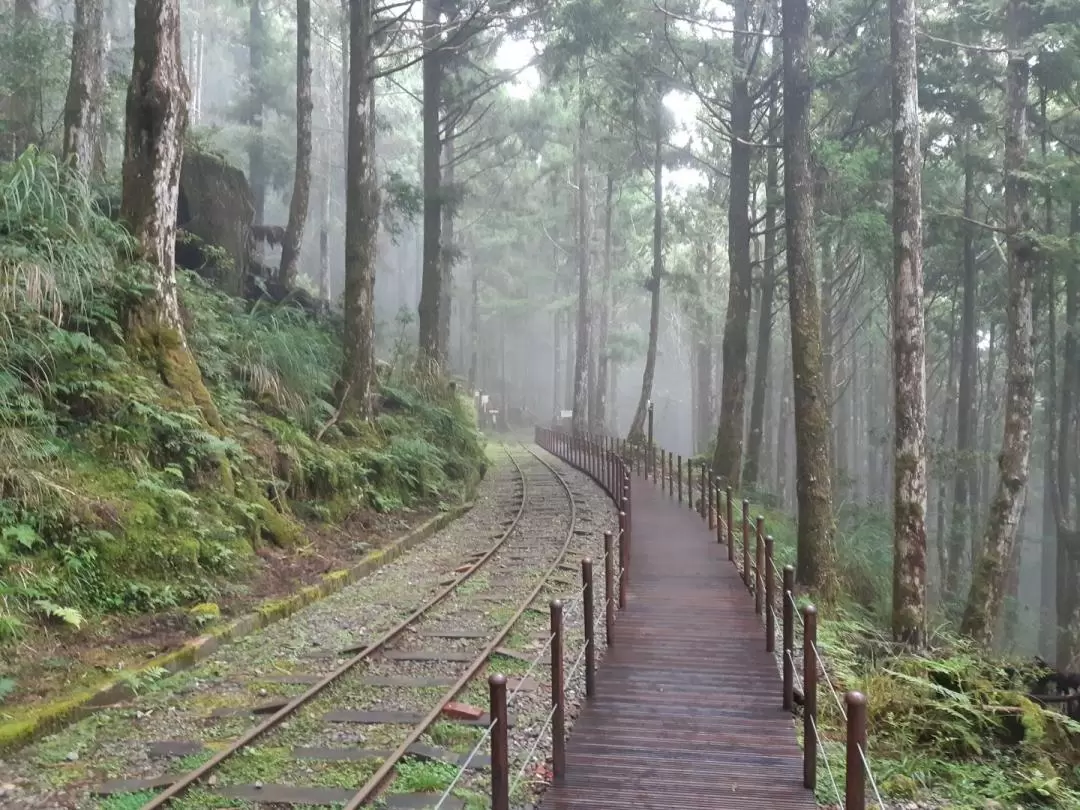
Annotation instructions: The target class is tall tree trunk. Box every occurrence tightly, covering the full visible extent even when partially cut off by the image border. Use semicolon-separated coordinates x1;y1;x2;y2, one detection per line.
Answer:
890;0;928;645
416;0;444;371
469;269;479;390
714;0;754;485
628;114;664;441
744;95;778;489
936;305;958;596
278;0;313;290
9;0;41;156
340;0;378;418
696;308;714;454
947;146;980;595
64;0;106;177
439;128;455;365
1038;86;1057;657
595;173;614;432
1053;201;1080;669
572;63;590;435
249;0;266;224
782;0;835;594
122;0;219;429
318;142;331;303
961;0;1036;642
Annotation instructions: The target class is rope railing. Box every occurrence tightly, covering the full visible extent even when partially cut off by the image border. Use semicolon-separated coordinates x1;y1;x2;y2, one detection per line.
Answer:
647;438;883;810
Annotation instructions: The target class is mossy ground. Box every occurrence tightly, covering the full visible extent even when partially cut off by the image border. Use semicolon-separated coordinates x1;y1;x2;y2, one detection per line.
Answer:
749;498;1080;808
0;154;486;717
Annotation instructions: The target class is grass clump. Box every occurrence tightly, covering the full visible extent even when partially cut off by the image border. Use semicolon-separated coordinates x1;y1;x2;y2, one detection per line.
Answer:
0;151;485;658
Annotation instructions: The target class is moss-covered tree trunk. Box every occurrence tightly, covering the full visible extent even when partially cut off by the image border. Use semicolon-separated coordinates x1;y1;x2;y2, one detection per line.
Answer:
890;0;928;646
63;0;106;176
122;0;220;430
961;0;1036;643
714;0;753;487
783;0;835;594
340;0;379;419
279;0;313;289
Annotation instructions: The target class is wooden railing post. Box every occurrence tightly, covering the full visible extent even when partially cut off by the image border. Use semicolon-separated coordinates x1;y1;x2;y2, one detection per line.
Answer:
782;565;795;711
582;558;595;698
604;531;615;645
845;691;867;810
765;535;776;652
742;499;751;587
803;605;818;791
755;516;765;615
551;600;566;782
489;674;509;810
726;487;735;560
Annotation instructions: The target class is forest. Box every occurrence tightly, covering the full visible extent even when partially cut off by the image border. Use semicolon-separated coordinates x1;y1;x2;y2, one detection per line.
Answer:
2;0;1080;805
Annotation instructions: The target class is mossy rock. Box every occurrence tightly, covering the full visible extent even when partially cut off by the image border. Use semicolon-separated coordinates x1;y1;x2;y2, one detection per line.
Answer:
188;602;221;627
254;496;302;546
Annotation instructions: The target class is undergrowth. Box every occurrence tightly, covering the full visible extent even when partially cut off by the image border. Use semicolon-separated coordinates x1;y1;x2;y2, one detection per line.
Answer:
0;151;485;658
761;503;1080;808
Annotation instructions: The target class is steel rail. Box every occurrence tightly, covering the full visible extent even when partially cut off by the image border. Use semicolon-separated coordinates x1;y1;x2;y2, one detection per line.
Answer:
340;441;581;808
139;443;534;809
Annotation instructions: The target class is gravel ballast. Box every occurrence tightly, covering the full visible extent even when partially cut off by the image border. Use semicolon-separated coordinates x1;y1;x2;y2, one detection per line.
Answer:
0;443;619;810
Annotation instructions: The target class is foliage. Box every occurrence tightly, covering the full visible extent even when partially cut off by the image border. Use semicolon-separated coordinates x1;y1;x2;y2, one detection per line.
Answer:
0;152;485;645
762;506;1080;808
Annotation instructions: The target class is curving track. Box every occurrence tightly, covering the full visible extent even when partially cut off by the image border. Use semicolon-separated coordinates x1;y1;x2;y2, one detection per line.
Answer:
130;442;582;809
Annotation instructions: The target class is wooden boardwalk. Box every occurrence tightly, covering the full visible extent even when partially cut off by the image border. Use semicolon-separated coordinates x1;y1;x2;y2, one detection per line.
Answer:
538;472;815;810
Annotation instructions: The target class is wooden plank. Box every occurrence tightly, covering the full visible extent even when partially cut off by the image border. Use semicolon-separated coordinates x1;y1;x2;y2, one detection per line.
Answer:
217;784;354;804
384;793;465;809
418;628;488;639
357;675;456;688
92;775;176;795
382;650;474;662
323;710;425;724
405;743;489;770
146;741;205;758
292;746;391;761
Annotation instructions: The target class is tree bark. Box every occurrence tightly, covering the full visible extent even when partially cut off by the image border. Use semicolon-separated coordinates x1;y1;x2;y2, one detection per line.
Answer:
628;114;664;441
64;0;106;177
122;0;219;429
714;0;754;486
947;146;980;595
572;62;590;435
416;0;444;371
782;0;835;593
439;127;455;364
340;0;379;419
890;0;928;645
744;93;778;489
318;140;331;303
961;0;1036;643
595;173;614;432
1051;202;1080;668
278;0;313;290
248;0;267;224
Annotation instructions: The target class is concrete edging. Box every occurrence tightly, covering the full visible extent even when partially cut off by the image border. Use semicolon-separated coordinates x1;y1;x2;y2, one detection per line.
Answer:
0;501;474;754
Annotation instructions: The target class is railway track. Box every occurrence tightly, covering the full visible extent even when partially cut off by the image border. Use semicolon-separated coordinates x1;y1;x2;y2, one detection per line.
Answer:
101;442;582;809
